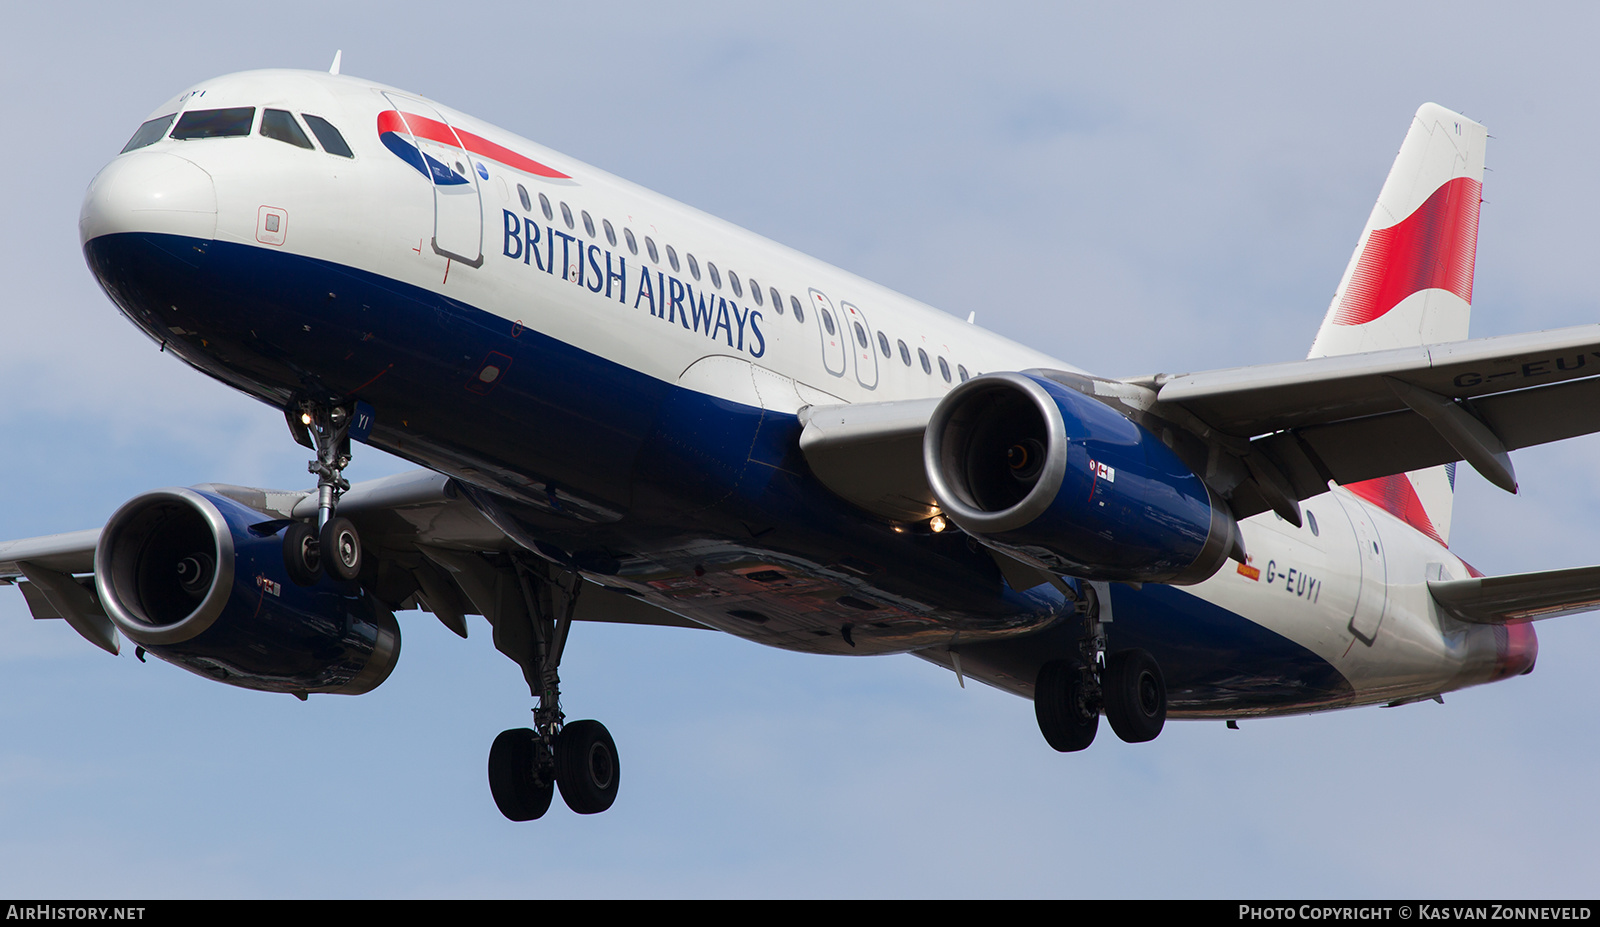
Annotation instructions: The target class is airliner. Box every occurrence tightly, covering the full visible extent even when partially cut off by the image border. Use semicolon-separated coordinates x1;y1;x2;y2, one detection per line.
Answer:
5;63;1599;821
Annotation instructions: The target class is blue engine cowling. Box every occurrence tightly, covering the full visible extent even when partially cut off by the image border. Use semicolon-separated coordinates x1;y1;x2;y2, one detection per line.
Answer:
924;372;1238;585
94;488;400;695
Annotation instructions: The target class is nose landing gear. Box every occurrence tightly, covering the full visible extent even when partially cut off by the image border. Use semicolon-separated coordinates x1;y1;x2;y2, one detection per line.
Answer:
281;399;369;585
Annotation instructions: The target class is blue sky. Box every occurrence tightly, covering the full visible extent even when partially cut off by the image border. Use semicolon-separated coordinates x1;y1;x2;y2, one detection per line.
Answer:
2;1;1598;897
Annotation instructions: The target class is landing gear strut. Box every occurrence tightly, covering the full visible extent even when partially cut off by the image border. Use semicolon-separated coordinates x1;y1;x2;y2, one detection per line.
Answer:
1033;584;1167;749
486;558;619;820
282;399;365;585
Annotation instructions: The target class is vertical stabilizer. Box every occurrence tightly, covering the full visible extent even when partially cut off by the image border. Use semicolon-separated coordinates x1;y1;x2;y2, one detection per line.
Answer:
1312;104;1487;546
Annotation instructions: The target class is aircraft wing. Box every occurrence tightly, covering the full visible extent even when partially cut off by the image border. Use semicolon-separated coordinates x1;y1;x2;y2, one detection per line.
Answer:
798;324;1600;528
1428;564;1600;624
1138;324;1600;515
1;470;703;657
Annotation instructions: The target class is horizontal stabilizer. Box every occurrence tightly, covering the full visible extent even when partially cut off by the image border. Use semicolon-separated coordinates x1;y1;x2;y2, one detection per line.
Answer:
1429;564;1600;624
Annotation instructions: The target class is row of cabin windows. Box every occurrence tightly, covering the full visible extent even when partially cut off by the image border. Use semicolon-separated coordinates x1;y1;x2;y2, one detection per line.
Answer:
514;183;972;385
122;107;354;158
516;183;809;325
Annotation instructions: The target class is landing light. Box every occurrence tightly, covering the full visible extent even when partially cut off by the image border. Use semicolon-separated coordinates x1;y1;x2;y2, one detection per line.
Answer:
929;514;948;534
300;412;313;426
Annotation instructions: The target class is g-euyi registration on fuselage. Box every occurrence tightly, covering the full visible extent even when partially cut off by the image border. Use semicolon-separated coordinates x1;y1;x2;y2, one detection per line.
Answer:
10;61;1600;820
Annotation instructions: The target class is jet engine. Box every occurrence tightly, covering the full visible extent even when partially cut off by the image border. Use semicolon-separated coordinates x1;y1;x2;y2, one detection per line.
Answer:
95;488;400;695
924;372;1237;585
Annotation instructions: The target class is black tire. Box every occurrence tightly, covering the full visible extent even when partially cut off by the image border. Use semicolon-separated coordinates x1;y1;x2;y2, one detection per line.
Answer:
556;720;620;814
282;522;322;587
320;516;362;581
488;728;554;822
1034;660;1098;752
1103;648;1166;743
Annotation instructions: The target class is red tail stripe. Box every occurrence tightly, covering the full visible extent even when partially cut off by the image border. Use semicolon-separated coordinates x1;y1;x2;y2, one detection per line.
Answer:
1331;176;1480;326
1346;473;1444;546
377;110;570;180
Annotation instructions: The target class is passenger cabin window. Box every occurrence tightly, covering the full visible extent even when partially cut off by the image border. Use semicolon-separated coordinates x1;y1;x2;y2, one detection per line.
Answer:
171;107;255;140
791;295;805;322
687;254;700;280
539;193;554;221
707;261;720;288
918;348;931;374
625;228;638;255
729;271;742;297
958;364;969;382
898;340;911;366
517;184;532;213
750;279;762;305
647;237;660;264
603;219;617;247
302;114;354;158
666;246;680;272
581;210;596;238
771;288;783;313
122;114;175;153
261;109;313;149
560;202;574;230
877;332;890;357
938;356;951;382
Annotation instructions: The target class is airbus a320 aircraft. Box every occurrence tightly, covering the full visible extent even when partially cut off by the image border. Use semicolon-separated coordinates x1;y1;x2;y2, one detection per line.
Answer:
7;63;1600;821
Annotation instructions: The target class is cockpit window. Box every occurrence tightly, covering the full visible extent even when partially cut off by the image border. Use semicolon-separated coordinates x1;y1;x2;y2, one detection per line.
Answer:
122;114;176;153
302;114;353;158
261;109;313;149
171;107;255;140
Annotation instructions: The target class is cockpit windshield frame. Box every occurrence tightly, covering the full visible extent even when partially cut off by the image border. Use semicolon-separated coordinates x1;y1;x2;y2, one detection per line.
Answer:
170;107;256;140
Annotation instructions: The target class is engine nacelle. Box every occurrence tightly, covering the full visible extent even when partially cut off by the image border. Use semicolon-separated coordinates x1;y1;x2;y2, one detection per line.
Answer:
95;488;400;695
924;372;1237;585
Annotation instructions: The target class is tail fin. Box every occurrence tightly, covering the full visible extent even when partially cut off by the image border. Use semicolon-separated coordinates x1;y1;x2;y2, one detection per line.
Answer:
1311;104;1487;546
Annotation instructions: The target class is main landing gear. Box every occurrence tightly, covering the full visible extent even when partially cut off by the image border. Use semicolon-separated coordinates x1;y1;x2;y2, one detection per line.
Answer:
487;558;619;820
1033;584;1167;751
282;399;365;586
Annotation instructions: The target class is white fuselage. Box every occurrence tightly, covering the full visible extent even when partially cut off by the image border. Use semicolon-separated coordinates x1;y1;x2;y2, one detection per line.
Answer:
81;69;1531;718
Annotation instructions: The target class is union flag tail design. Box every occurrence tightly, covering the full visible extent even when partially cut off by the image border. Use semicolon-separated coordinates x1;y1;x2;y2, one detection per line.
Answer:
1311;104;1488;546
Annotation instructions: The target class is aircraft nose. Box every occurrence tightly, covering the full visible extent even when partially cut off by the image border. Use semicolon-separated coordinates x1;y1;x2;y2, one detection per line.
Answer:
79;151;216;246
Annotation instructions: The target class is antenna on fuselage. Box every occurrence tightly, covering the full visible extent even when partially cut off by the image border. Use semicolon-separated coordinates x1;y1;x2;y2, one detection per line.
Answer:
328;50;342;75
